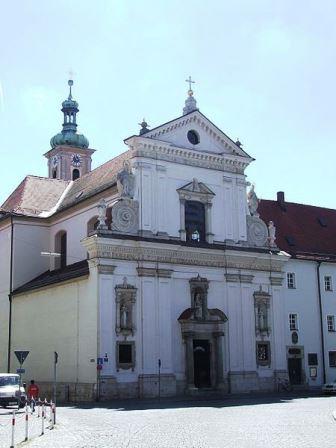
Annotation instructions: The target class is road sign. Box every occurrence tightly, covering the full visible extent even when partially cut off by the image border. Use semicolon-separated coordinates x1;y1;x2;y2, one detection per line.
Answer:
97;357;103;365
14;350;29;365
16;368;25;374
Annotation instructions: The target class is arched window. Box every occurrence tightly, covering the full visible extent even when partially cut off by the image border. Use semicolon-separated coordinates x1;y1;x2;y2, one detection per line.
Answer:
185;201;205;242
87;216;99;235
55;230;67;269
72;169;80;180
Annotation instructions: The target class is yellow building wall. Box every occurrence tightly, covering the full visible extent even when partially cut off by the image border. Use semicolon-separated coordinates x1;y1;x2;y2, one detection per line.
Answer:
10;273;98;387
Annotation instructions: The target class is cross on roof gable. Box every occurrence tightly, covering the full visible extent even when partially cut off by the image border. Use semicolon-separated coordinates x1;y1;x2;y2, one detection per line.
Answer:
141;110;252;159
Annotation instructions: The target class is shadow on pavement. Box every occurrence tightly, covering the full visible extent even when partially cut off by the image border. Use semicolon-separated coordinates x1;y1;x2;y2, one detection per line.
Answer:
58;390;327;412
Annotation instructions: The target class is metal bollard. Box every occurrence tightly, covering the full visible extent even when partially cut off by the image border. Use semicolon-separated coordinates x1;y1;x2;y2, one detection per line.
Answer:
25;404;29;441
50;403;54;429
44;399;47;419
10;410;15;448
49;400;53;422
41;405;45;435
37;397;41;418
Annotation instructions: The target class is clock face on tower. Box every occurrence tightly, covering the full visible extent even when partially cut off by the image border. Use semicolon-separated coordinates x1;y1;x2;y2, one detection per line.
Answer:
71;154;81;167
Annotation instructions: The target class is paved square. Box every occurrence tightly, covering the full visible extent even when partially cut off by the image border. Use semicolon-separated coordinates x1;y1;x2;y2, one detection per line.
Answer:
1;394;336;447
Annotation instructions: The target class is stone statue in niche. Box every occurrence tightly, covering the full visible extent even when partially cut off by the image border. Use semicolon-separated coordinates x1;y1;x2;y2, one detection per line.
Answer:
257;305;267;330
254;289;271;336
247;184;260;217
120;303;129;329
193;292;203;320
115;277;137;336
117;160;135;199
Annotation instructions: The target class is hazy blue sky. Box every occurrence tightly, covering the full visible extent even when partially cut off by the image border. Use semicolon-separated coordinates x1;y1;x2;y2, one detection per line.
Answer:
1;1;335;208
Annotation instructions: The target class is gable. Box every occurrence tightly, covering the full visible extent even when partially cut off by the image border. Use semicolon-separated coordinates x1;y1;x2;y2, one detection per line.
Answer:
140;110;252;159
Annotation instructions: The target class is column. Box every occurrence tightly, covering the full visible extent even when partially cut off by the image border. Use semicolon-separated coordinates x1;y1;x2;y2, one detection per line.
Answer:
185;335;195;388
205;203;214;243
179;199;186;241
215;332;225;388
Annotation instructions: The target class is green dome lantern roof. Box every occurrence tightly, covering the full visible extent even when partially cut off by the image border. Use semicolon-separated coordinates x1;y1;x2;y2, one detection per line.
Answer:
50;79;89;149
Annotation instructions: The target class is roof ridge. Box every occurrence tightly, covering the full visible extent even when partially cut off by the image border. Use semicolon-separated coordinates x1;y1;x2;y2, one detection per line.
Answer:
260;198;335;212
25;174;69;184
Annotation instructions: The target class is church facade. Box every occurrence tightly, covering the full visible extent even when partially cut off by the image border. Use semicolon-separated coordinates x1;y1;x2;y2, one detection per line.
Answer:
2;79;328;400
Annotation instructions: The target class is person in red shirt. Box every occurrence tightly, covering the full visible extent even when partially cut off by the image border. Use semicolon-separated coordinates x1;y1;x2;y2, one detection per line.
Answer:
27;380;39;412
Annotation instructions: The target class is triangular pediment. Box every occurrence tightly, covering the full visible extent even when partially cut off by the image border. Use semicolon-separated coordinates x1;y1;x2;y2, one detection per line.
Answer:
177;179;215;196
136;110;252;159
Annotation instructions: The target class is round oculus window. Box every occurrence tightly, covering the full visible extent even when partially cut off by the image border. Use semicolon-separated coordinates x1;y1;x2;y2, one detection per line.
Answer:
187;130;200;145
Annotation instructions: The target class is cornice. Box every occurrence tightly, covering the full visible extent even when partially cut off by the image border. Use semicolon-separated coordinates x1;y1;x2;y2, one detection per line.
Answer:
82;237;288;273
127;137;251;174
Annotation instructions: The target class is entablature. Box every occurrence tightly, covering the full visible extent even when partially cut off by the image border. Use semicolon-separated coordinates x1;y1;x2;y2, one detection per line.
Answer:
82;236;289;273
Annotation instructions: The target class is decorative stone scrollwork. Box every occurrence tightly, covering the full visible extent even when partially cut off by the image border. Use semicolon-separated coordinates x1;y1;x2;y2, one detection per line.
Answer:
112;198;139;235
115;277;137;336
246;215;268;247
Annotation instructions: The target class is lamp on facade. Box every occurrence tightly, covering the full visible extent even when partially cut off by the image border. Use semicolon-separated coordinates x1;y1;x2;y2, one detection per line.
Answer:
191;229;200;242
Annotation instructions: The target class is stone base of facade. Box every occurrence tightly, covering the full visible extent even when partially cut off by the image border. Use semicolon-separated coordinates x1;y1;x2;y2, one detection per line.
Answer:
138;374;177;398
37;371;295;402
37;381;97;402
229;371;275;393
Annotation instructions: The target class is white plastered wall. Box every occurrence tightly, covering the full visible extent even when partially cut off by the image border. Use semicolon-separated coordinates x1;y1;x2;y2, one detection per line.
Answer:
11;273;97;385
131;157;248;243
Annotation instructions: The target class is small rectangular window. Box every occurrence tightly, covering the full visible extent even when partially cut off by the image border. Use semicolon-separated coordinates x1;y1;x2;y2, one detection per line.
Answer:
327;315;335;332
329;351;336;367
325;276;333;291
308;353;318;366
287;273;296;289
117;342;135;370
289;313;298;331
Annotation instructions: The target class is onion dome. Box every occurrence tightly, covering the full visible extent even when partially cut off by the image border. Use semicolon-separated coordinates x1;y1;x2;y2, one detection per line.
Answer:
50;80;89;149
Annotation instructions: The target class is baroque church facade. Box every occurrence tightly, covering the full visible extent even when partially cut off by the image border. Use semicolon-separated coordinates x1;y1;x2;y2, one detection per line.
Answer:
2;79;332;400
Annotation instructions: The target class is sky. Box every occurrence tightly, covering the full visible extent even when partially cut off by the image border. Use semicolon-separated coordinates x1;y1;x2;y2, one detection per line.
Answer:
0;0;335;208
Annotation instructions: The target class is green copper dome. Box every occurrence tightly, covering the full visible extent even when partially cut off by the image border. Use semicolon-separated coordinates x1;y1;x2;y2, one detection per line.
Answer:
50;131;89;149
50;80;89;149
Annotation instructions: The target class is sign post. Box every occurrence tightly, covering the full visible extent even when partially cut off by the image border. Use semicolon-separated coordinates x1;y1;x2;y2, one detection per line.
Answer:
158;358;161;401
53;352;58;424
14;350;29;384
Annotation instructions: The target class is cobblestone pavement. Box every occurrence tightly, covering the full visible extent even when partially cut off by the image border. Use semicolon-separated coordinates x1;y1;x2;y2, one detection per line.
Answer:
1;394;336;448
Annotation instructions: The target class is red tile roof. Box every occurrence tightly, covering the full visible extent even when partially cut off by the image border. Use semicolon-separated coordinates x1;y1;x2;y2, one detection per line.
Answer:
259;199;336;261
1;176;69;216
1;150;132;217
58;149;131;211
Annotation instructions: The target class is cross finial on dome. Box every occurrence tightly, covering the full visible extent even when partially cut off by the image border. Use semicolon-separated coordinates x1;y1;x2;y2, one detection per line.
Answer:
183;76;198;115
68;79;74;100
185;76;195;94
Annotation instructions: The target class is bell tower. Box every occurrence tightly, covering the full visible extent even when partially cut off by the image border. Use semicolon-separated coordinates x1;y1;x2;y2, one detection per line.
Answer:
44;79;95;181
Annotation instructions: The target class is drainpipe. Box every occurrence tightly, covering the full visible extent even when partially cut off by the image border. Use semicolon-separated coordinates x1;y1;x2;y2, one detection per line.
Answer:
7;215;14;372
316;262;326;384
